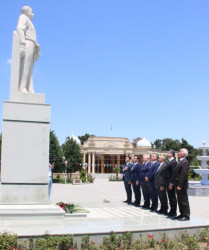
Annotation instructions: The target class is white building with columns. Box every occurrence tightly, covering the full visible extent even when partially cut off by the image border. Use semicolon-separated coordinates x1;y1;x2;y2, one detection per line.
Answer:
81;136;167;174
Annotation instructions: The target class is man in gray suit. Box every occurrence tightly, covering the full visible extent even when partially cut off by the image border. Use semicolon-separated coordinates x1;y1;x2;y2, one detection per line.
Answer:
171;148;190;221
155;155;167;215
122;156;133;205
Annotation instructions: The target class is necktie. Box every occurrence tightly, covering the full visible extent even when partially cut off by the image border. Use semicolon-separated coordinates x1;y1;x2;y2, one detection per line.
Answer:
157;163;163;172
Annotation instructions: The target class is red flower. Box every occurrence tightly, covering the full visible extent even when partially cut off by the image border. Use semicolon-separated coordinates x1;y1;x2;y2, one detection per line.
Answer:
161;239;164;242
91;241;95;245
9;247;14;250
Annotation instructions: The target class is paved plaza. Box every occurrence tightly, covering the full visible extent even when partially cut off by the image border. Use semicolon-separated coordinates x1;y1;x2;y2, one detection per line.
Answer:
51;178;209;219
0;178;208;239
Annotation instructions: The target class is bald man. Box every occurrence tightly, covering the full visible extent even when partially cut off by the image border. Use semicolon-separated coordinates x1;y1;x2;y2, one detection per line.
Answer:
171;148;190;221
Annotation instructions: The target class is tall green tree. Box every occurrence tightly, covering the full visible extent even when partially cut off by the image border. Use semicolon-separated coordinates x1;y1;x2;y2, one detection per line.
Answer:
153;138;181;151
62;137;82;178
78;133;95;145
153;139;162;149
153;137;200;166
49;130;64;172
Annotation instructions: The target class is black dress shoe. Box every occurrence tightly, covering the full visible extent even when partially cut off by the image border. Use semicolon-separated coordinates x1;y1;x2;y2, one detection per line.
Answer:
149;209;157;212
135;204;141;207
123;200;128;203
163;211;169;215
168;211;176;216
179;216;190;221
168;213;177;217
172;214;183;220
141;205;150;209
156;210;164;214
127;202;133;205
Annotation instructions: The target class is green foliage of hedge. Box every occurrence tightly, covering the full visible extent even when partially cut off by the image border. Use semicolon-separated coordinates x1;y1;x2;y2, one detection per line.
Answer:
0;232;17;250
1;227;209;249
80;168;86;182
109;175;123;181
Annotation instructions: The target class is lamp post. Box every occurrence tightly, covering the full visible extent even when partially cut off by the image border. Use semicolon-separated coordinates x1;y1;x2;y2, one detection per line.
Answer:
86;163;88;182
62;156;68;184
64;160;68;184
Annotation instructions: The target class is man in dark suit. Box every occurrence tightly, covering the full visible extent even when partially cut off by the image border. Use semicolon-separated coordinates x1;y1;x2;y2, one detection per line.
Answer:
122;156;133;205
145;154;160;212
155;155;167;215
140;155;151;209
164;149;177;217
170;148;190;221
131;155;142;207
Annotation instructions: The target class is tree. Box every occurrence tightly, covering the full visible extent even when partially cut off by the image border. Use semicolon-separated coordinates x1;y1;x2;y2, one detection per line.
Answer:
62;137;82;179
80;168;86;182
153;139;162;149
161;138;181;151
113;167;121;178
153;138;181;151
153;137;200;166
132;137;142;147
49;130;64;172
78;133;95;145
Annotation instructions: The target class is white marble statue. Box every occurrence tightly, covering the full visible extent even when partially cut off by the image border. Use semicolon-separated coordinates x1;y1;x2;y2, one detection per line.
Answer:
17;6;40;93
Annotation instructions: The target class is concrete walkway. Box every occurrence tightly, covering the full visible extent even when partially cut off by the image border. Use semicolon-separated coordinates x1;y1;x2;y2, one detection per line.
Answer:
51;179;209;219
0;178;208;240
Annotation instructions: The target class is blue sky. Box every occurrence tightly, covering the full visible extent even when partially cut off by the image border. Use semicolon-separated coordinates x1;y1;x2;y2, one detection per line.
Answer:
1;0;209;148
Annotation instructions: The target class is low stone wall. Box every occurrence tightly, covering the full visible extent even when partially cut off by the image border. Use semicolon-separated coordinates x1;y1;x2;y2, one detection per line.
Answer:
53;172;80;179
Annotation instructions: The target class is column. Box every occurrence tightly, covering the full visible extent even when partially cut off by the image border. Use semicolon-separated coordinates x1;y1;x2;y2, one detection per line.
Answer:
101;154;104;173
117;155;120;165
92;152;95;174
88;152;91;174
83;153;86;169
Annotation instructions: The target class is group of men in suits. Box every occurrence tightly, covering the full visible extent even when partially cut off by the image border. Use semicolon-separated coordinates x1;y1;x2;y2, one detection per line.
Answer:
122;148;190;221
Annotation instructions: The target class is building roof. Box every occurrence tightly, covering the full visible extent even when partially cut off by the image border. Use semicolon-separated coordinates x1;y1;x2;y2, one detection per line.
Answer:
137;138;152;148
70;133;81;145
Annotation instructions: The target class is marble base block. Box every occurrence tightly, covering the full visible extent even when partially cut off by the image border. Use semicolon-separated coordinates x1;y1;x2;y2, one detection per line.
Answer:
188;181;209;196
10;92;45;104
1;185;48;203
1;101;51;203
0;204;65;220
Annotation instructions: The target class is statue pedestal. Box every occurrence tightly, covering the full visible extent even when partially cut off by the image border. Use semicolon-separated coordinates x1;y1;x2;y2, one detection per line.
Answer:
0;204;65;221
1;101;50;203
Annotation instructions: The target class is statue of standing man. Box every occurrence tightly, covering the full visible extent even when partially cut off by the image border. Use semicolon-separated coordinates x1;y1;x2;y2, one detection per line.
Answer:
17;6;40;93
